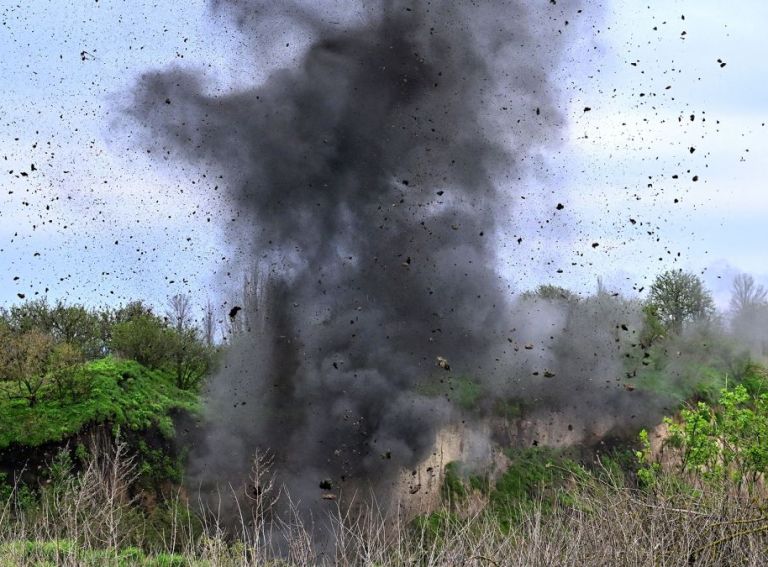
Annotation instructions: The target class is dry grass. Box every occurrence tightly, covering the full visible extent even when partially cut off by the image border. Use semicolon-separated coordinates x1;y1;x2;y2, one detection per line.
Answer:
2;444;768;566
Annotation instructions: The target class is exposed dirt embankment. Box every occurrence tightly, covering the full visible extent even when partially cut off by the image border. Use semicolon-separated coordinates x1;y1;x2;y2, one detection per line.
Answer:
394;421;492;517
394;410;653;518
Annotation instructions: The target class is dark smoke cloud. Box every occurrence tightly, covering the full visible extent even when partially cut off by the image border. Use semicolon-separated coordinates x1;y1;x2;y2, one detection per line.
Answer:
124;0;605;516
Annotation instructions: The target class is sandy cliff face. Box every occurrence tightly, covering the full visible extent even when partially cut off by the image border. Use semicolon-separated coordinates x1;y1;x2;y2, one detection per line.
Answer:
392;410;640;518
503;408;623;448
393;421;504;518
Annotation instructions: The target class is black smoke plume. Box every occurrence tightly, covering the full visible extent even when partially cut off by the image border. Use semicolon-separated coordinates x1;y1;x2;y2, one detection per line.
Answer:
125;0;599;517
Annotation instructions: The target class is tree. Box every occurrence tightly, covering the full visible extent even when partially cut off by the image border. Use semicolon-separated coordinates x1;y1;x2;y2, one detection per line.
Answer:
49;342;86;400
110;314;172;369
164;293;212;388
640;303;666;347
223;265;275;340
113;300;155;325
109;305;212;388
6;298;53;334
167;328;213;390
5;299;103;359
647;270;715;335
47;301;102;358
0;330;55;406
730;274;768;356
202;300;216;347
521;284;577;303
166;294;193;333
730;273;768;314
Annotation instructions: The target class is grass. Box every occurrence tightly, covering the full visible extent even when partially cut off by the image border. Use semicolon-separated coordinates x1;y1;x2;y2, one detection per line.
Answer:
417;374;484;412
0;540;189;566
0;357;199;449
3;440;768;566
440;461;467;504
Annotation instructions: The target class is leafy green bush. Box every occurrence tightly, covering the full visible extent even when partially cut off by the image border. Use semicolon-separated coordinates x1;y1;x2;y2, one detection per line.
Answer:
669;384;768;484
490;448;582;528
111;315;174;369
0;357;198;449
639;376;768;489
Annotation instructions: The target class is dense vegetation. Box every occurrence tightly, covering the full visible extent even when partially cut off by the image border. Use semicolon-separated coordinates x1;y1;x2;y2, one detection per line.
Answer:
0;295;213;498
1;270;767;565
0;358;198;449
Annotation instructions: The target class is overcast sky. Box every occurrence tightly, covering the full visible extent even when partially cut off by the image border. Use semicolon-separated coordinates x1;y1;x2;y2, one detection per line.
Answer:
0;0;766;313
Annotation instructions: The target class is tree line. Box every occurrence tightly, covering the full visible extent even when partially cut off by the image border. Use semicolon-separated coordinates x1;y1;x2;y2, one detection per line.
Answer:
1;268;766;407
0;294;217;406
528;270;768;351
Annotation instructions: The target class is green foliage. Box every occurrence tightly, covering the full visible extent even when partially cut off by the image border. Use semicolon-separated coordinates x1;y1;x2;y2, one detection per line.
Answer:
46;448;75;486
494;448;559;505
638;378;768;489
49;341;87;400
0;471;36;512
0;357;199;449
738;363;768;396
0;329;56;405
438;451;586;531
668;384;768;484
451;376;482;411
492;398;525;420
410;510;460;549
635;429;660;488
3;298;105;359
418;375;484;412
141;499;205;552
110;313;215;391
135;440;185;486
441;461;467;504
522;284;578;302
468;473;491;495
111;315;174;369
630;329;750;405
647;270;715;335
113;300;156;325
74;442;89;464
166;328;215;390
595;449;636;485
490;448;583;529
489;400;524;426
0;540;191;566
640;303;666;346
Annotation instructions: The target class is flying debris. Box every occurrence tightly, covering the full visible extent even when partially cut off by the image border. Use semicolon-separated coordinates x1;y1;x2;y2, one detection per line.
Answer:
126;0;618;527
